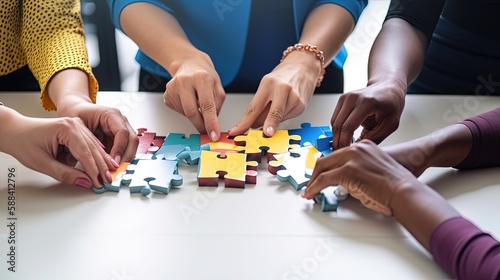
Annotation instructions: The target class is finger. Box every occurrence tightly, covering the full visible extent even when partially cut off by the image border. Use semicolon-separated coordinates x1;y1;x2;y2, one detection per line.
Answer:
332;102;370;149
196;76;221;141
78;127;115;187
164;81;184;114
228;88;269;136
302;168;341;200
214;82;226;116
261;87;290;136
358;116;398;145
331;95;355;149
177;83;207;133
250;103;270;129
35;153;94;189
302;153;343;199
101;111;135;164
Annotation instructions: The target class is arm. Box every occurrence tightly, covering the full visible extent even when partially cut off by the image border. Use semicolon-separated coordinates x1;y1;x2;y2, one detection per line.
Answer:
384;107;500;177
331;0;446;148
302;140;500;279
22;0;138;163
229;3;359;136
118;2;225;141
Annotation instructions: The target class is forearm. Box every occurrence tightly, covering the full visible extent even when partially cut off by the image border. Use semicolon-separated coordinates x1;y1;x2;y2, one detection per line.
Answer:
120;3;203;76
299;4;355;67
367;18;428;91
391;180;460;250
0;106;26;154
46;69;93;116
22;0;97;111
384;124;473;175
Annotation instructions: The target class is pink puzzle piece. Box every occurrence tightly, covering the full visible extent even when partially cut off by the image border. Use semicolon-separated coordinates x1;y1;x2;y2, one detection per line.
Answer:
137;128;165;154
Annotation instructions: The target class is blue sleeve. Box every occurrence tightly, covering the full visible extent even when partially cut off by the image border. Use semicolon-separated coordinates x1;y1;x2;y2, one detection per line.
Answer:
314;0;368;23
106;0;173;31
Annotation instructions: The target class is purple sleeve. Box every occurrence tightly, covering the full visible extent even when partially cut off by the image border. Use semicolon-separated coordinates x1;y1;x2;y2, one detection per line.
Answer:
429;217;500;280
454;107;500;169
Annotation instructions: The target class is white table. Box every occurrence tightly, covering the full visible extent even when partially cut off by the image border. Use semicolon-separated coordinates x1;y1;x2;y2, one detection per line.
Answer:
0;92;499;280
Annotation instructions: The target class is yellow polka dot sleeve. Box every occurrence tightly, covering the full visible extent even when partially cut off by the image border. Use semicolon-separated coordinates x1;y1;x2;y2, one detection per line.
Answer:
21;0;98;111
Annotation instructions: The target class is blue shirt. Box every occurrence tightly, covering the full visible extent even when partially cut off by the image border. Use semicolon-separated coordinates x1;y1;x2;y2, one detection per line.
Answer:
108;0;367;86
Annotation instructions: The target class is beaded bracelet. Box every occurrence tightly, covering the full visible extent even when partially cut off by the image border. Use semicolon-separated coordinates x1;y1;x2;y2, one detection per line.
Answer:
281;43;325;87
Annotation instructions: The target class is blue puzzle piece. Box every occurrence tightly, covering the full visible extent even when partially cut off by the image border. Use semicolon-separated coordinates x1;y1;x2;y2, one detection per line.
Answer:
177;145;210;165
121;159;183;196
313;186;349;212
288;123;332;149
164;133;200;152
152;144;187;162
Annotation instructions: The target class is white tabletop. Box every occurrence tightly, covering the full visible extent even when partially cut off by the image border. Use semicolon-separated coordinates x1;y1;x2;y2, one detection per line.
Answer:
0;92;499;280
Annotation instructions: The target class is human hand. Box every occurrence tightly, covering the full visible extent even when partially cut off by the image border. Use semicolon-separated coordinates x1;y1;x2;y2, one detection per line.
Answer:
228;51;319;137
164;53;225;141
57;102;138;164
331;83;406;149
302;140;419;216
0;108;118;189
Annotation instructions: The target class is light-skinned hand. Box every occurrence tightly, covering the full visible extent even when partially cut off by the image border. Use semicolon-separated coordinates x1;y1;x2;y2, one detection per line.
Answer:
163;52;225;141
57;102;138;164
228;51;319;137
0;106;119;189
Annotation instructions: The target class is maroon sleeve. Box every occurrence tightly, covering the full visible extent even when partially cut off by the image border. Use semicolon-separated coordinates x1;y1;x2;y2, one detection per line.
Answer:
454;107;500;169
429;217;500;280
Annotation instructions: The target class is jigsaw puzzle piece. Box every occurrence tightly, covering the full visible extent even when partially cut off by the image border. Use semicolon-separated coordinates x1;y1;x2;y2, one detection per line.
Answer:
288;123;332;148
313;186;349;212
198;150;258;188
92;162;131;194
269;145;321;190
121;159;183;196
200;132;239;153
137;128;166;154
177;145;210;165
164;133;200;151
316;136;333;156
234;129;301;162
152;144;187;162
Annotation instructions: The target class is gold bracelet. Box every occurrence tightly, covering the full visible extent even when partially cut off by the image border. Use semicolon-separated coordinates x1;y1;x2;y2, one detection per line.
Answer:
281;43;325;87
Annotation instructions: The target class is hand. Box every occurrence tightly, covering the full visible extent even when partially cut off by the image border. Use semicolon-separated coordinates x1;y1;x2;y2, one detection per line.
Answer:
164;52;225;141
0;108;118;189
58;102;138;164
228;51;319;137
331;83;405;149
302;140;419;216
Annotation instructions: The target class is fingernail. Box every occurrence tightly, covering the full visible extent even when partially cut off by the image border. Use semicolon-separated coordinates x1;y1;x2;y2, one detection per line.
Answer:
266;126;274;136
111;158;120;168
210;131;218;142
105;171;113;184
97;139;106;149
114;155;121;164
228;126;237;134
74;178;92;189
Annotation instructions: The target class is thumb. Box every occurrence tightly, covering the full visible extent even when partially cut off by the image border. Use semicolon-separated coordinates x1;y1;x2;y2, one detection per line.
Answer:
37;155;94;189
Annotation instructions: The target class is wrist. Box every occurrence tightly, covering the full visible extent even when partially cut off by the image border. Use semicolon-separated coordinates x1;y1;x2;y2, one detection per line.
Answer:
166;48;210;76
0;106;26;154
367;74;407;94
281;43;325;87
